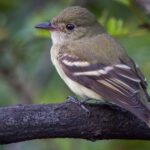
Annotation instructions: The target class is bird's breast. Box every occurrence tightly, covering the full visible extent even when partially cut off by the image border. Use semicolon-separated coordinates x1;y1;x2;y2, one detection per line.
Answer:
50;44;102;100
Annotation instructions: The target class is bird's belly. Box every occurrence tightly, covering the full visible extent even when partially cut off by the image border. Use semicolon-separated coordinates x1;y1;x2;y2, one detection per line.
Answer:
51;50;102;100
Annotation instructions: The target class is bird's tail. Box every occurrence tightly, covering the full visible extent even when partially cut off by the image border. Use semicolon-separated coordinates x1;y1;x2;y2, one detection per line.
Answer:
143;93;150;127
143;110;150;128
130;100;150;128
144;102;150;128
146;119;150;128
130;107;150;128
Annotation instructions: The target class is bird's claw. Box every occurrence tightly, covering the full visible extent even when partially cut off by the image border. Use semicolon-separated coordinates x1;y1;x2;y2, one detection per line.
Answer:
66;96;90;114
66;96;78;103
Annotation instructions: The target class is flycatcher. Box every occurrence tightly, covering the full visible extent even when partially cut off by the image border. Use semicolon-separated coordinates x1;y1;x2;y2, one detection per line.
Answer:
35;6;150;127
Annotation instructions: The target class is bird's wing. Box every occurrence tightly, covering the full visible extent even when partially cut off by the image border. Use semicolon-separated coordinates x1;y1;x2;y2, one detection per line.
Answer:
58;52;148;108
129;58;148;90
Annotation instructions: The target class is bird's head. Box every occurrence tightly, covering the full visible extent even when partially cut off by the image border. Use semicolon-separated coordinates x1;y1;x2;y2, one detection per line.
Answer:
35;6;104;44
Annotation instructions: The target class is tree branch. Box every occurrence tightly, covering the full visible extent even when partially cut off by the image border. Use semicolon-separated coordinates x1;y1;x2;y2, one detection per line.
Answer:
0;102;150;144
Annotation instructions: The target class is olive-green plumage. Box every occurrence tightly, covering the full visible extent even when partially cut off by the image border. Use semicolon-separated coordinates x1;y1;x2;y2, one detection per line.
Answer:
36;6;150;127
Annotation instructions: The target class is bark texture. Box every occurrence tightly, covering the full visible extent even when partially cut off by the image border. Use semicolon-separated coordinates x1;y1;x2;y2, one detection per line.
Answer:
0;102;150;144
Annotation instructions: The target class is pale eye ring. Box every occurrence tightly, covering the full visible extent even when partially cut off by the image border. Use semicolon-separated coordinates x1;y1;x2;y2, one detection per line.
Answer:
66;24;75;31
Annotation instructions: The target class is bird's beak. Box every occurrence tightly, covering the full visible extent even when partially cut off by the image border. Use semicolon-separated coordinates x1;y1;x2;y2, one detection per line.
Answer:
35;22;57;30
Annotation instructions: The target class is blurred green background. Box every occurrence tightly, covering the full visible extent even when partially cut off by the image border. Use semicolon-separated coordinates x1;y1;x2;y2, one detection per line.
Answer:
0;0;150;149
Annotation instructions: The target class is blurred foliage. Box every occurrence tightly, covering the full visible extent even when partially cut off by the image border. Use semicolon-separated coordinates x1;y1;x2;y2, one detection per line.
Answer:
0;0;150;149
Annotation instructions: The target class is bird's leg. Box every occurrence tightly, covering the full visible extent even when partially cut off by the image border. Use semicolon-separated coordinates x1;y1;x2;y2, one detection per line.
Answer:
81;97;106;105
66;96;90;113
80;97;91;104
65;96;78;103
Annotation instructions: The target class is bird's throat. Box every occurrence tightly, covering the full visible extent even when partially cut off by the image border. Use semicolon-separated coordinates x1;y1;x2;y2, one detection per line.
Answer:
51;31;65;45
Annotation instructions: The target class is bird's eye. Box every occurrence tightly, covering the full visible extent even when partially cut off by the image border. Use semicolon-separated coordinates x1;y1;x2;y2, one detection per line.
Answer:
66;24;75;31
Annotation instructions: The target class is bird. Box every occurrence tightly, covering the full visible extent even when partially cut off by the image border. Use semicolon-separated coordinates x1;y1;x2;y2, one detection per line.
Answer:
35;6;150;127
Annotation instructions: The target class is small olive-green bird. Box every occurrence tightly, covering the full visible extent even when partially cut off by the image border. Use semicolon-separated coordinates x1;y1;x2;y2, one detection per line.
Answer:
36;6;150;127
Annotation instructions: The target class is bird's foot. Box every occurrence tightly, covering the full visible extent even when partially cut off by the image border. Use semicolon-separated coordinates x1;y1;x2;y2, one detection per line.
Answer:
81;98;104;105
80;97;91;104
65;96;78;103
66;96;90;114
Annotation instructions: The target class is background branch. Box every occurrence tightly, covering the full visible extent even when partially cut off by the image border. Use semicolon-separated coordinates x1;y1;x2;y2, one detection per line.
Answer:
0;102;150;144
